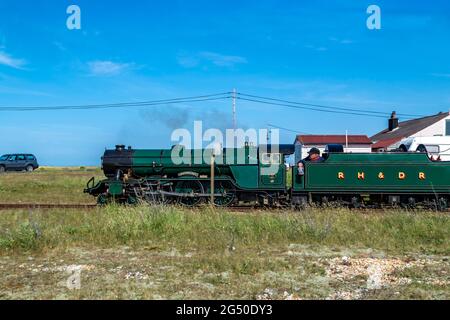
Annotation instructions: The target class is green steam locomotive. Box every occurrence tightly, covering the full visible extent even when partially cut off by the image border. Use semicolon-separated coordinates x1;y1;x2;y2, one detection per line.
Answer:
84;144;450;210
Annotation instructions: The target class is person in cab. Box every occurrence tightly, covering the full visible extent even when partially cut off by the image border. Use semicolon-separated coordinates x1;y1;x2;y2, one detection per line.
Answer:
297;147;324;176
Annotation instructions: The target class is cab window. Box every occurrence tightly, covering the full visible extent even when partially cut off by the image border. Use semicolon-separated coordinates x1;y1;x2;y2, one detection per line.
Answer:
271;153;281;164
261;153;271;165
261;153;281;165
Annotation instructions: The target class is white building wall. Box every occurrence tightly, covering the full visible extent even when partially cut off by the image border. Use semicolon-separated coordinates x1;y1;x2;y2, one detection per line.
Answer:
414;115;450;137
297;143;372;160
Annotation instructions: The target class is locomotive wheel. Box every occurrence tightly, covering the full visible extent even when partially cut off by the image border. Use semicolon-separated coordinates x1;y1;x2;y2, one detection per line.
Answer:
159;183;176;204
97;194;109;206
176;179;204;206
212;181;236;207
143;181;174;205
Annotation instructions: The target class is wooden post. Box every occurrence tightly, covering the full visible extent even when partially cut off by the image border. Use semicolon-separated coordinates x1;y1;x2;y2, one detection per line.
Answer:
210;154;215;205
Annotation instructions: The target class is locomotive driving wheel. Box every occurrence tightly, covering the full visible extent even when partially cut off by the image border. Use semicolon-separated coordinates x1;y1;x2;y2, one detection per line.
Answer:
143;180;174;205
176;179;204;206
212;181;236;207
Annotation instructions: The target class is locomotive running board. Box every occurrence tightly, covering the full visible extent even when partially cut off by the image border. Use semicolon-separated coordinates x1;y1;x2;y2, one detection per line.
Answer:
149;190;229;198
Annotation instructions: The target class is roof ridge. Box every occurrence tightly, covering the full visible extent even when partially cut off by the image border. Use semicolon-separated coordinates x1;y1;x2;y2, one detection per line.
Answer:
400;111;448;124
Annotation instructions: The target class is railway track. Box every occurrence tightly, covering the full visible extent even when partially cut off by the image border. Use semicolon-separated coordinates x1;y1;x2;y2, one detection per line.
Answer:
0;203;97;210
0;203;447;213
0;203;262;211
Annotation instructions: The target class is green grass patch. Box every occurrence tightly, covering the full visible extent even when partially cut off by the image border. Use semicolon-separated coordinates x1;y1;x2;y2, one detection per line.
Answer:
0;206;448;254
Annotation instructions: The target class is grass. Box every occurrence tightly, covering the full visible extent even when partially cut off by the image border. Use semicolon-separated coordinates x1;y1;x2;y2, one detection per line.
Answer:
1;206;448;253
0;167;102;203
0;168;449;299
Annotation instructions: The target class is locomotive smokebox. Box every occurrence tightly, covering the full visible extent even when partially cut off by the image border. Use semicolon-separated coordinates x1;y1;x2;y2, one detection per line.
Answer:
102;146;133;178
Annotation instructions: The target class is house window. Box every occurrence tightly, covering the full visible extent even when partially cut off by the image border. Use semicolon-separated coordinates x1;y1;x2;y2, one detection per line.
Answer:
446;120;450;136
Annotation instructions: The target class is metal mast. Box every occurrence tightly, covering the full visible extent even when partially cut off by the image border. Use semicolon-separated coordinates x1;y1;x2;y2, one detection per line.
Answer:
232;88;237;131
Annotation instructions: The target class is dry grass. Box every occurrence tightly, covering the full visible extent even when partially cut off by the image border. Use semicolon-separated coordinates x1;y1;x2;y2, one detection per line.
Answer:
0;167;102;204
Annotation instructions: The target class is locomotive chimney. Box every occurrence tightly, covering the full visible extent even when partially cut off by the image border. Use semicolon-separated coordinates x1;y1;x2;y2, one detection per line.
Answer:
115;144;125;151
388;111;399;131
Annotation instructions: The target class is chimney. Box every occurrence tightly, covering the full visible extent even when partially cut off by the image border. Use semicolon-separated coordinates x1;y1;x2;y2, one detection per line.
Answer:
388;111;399;131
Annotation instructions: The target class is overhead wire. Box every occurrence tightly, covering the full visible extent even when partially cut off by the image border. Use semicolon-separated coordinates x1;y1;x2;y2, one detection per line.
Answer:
0;93;231;111
236;92;423;119
0;90;428;121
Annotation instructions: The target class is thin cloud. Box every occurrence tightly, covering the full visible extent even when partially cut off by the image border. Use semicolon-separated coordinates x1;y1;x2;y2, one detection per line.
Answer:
304;44;328;52
199;51;247;67
329;37;354;45
53;41;67;52
177;55;199;68
431;73;450;79
87;60;133;76
177;51;247;68
0;51;26;69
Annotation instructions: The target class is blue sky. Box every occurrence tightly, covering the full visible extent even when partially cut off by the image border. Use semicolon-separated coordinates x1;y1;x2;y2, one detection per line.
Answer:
0;0;449;165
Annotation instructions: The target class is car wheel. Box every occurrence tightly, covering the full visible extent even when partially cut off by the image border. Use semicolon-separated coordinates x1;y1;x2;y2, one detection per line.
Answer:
0;166;5;173
26;165;34;172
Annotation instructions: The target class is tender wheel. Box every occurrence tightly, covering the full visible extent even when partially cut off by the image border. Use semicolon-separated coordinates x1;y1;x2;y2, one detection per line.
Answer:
438;198;448;212
351;196;362;209
26;165;34;172
176;180;204;206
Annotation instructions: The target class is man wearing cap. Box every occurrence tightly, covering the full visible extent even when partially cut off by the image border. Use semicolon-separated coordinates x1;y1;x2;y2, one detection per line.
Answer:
305;147;324;163
297;147;324;176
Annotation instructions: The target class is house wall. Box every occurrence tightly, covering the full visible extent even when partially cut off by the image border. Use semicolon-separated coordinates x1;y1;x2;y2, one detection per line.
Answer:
415;115;450;137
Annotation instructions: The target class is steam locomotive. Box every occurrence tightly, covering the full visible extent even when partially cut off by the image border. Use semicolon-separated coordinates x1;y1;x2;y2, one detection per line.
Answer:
84;144;450;210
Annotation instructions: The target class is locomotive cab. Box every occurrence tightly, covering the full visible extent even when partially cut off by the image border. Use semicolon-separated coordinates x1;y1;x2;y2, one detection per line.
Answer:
293;144;344;190
258;144;295;188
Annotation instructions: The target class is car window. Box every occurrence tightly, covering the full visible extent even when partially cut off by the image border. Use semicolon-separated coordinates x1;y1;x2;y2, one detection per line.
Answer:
7;155;16;161
425;145;440;154
0;155;8;161
26;155;35;160
17;155;26;161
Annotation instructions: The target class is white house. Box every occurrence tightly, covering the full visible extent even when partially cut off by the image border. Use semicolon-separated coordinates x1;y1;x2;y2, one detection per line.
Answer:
371;111;450;151
294;135;372;160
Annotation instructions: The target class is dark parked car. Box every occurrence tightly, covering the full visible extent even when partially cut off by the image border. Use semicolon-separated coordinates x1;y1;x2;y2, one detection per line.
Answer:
0;154;39;172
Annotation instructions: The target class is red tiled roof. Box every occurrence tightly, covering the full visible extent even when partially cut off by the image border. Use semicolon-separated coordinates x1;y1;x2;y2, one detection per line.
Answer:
371;138;402;149
295;135;372;145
